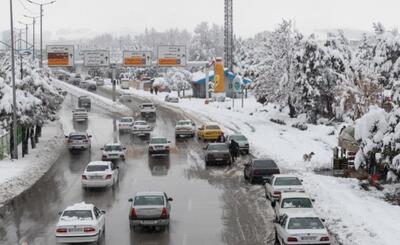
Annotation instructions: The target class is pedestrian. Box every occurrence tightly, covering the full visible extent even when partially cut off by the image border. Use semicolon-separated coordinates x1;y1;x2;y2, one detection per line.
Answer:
154;86;159;95
229;139;240;163
217;133;225;143
150;87;154;94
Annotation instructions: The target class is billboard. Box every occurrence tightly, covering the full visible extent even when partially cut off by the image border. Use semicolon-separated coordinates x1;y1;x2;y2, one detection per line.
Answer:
46;45;74;67
123;51;152;67
214;58;225;93
83;50;110;67
157;45;186;67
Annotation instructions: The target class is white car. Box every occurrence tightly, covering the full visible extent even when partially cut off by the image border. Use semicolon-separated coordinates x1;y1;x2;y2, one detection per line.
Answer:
81;161;119;189
118;117;135;132
55;202;106;244
148;137;171;156
265;174;305;201
73;108;88;122
274;213;330;245
140;103;157;119
175;119;196;138
119;92;134;102
65;132;92;152
272;192;314;217
101;143;127;161
131;120;152;137
165;94;179;103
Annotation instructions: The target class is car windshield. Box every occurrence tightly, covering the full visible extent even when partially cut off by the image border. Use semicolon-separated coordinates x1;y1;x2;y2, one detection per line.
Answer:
62;210;92;220
104;145;122;151
135;121;147;126
134;195;164;206
287;217;324;230
121;118;133;123
86;165;108;172
275;177;302;186
282;198;312;208
151;138;168;144
142;104;154;108
75;109;86;112
206;125;220;130
69;135;86;140
253;160;277;168
208;144;228;151
230;135;247;141
177;121;191;126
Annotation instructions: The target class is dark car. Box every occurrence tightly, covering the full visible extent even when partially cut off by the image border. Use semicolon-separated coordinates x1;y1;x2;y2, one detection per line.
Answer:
244;158;280;184
87;83;97;91
204;143;232;166
78;96;91;110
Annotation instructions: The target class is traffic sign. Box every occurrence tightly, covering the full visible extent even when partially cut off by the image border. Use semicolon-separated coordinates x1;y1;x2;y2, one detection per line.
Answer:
157;45;186;67
83;50;110;67
123;51;152;67
46;45;74;67
232;75;243;93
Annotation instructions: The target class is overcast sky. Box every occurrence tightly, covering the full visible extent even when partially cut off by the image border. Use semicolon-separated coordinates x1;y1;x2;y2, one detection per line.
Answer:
0;0;399;39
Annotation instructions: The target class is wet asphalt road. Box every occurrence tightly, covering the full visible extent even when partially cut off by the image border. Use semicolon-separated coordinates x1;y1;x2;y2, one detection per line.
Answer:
0;88;276;245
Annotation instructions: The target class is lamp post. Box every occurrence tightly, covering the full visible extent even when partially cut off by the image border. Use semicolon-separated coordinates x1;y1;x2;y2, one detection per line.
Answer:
24;15;39;60
9;0;18;159
18;21;30;50
26;0;56;68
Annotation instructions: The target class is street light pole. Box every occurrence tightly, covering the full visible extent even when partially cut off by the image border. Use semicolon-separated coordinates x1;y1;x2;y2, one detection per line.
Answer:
9;0;18;159
24;15;39;60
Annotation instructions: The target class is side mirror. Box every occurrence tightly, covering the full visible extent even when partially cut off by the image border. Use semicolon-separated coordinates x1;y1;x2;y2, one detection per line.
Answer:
65;136;68;138
311;199;315;202
300;179;303;182
271;201;276;207
168;197;173;202
168;140;171;143
101;210;106;214
123;147;127;150
88;135;92;138
128;198;133;202
321;218;326;222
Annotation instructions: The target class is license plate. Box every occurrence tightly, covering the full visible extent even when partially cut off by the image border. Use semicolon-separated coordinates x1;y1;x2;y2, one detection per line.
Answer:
216;158;223;161
91;176;103;179
142;220;157;225
68;227;82;232
301;236;316;241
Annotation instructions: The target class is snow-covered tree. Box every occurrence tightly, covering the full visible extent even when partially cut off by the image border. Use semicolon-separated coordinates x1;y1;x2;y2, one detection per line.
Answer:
164;68;192;96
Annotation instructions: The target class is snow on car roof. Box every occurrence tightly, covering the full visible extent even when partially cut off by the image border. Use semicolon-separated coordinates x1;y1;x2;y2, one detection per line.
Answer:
104;143;123;146
69;132;87;136
205;122;219;126
135;191;164;197
65;202;94;211
273;174;301;178
286;211;320;219
88;161;110;166
280;192;311;199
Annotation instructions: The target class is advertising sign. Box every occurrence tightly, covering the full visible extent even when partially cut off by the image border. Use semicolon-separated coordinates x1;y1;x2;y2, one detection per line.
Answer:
83;50;110;67
214;58;225;93
157;45;186;67
123;51;152;66
46;45;74;67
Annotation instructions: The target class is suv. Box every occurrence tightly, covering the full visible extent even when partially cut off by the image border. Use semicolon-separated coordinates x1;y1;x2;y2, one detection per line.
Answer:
204;143;231;166
73;108;88;122
175;120;196;138
78;96;91;110
148;137;171;156
140;103;156;119
118;117;135;132
131;120;152;137
244;158;280;184
101;143;127;161
128;191;173;231
65;132;92;152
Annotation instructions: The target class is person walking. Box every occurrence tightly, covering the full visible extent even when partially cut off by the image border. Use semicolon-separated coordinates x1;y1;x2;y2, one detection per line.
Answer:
217;133;226;143
229;139;240;163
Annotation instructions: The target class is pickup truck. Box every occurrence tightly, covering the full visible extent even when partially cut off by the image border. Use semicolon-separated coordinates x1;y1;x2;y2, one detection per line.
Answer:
140;103;156;120
73;108;88;122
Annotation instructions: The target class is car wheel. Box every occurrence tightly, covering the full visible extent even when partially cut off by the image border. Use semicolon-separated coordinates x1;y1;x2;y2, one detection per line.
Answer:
250;176;255;184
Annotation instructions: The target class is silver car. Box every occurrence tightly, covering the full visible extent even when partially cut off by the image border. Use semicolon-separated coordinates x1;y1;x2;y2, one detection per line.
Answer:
128;191;173;231
226;134;250;154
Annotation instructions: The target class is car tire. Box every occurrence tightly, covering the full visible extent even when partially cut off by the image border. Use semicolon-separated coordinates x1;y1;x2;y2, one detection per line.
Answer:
250;176;255;184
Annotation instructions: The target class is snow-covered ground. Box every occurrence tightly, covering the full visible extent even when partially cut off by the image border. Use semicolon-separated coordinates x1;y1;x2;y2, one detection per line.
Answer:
103;84;400;245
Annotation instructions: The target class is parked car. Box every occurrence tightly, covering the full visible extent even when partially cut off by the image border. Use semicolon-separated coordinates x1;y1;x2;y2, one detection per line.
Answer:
175;119;196;138
87;83;97;91
274;213;330;245
265;174;305;201
95;77;105;86
272;192;314;217
65;132;92;152
148;137;171;156
131;120;152;137
81;161;119;189
165;94;179;103
204;143;232;166
128;191;173;230
197;122;223;141
78;96;91;111
101;143;127;161
140;103;156;119
118;117;135;132
119;92;134;102
79;81;89;89
226;134;250;154
243;158;280;184
73;108;88;122
55;202;105;244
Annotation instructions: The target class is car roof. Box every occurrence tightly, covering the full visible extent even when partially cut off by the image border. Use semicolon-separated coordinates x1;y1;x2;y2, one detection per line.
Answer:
273;174;300;178
65;202;94;211
87;161;110;166
135;120;147;123
151;137;167;140
104;143;122;146
69;132;87;136
142;103;154;105
280;192;311;199
120;117;134;120
286;211;320;219
135;191;165;197
205;122;219;126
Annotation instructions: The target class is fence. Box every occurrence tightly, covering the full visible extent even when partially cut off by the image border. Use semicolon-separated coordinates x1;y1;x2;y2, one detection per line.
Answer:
0;131;10;160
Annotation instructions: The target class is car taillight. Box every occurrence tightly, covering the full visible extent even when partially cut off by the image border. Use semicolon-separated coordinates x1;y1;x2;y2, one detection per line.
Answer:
287;237;298;242
320;236;330;241
130;208;137;219
253;170;261;175
83;227;96;233
67;139;73;143
161;207;168;219
273;191;281;196
82;175;87;180
105;174;112;179
56;228;67;233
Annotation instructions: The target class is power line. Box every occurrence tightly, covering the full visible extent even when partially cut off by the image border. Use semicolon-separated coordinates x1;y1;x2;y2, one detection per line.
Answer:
17;0;38;15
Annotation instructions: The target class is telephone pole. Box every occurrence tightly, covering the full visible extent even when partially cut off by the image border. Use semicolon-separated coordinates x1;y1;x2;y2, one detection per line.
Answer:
24;15;39;60
224;0;233;71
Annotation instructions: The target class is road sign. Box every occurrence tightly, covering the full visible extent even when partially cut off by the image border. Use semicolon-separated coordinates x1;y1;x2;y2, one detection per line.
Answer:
123;51;152;67
232;75;243;93
157;45;186;67
83;50;110;67
46;45;74;67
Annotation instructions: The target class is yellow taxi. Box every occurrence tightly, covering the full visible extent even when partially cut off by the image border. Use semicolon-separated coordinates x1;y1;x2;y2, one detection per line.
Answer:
197;122;223;141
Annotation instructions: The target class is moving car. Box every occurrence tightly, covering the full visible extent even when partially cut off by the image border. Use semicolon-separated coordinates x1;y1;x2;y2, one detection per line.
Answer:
175;119;196;138
95;77;105;86
272;192;314;217
81;161;119;189
87;83;97;91
55;202;105;244
119;117;135;132
65;132;92;152
165;94;179;103
101;143;127;161
197;122;223;141
131;120;152;137
226;134;250;154
243;158;280;184
78;96;91;110
79;81;89;89
140;103;156;119
73;108;88;122
274;213;330;245
148;137;171;156
119;92;134;102
128;191;173;230
204;143;232;166
265;174;305;201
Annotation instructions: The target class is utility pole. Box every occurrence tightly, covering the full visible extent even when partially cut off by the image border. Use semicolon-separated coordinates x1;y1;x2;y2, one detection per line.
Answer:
27;0;56;68
19;21;30;51
224;0;234;71
10;0;18;159
24;15;39;60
